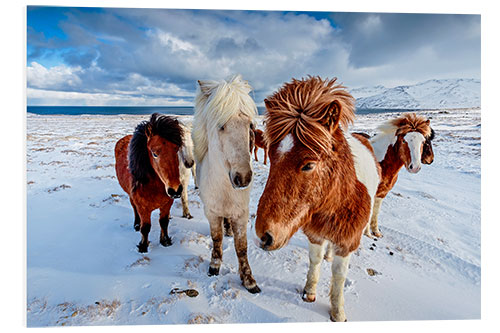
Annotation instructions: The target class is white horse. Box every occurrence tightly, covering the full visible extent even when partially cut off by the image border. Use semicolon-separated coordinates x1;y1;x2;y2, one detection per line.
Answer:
177;120;196;219
192;74;260;294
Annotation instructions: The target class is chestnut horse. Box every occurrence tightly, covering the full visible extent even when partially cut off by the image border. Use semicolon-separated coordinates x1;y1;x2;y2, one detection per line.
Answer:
365;113;435;238
192;74;261;294
253;128;268;165
115;113;184;253
255;76;380;321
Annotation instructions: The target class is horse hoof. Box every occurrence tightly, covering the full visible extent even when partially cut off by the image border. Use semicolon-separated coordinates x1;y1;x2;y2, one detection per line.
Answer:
246;285;261;294
160;237;172;247
324;255;333;262
373;231;383;238
208;266;220;276
137;243;148;253
302;291;316;303
134;224;140;232
329;312;347;322
183;213;193;219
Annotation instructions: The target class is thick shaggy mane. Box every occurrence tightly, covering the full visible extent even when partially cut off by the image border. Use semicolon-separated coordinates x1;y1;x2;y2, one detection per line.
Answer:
264;76;355;155
128;113;183;186
387;113;432;138
192;74;257;163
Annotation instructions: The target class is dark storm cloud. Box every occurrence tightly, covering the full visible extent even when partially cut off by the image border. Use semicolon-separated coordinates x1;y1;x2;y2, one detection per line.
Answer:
330;12;480;69
27;7;481;105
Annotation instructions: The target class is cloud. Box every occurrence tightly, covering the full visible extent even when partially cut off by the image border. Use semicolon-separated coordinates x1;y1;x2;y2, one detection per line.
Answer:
27;8;480;106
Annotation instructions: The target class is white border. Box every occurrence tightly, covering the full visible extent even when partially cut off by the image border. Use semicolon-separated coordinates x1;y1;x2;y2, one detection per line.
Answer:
4;1;498;333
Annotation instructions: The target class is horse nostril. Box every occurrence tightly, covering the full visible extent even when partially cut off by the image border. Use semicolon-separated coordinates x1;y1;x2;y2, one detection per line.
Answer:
233;173;242;187
167;187;181;198
185;160;194;168
176;185;183;197
261;232;273;249
409;163;413;170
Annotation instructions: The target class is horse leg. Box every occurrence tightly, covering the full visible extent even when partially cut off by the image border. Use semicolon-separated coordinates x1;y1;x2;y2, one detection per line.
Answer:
137;211;151;253
181;171;193;219
223;217;233;237
370;197;384;238
191;164;198;189
230;217;261;294
207;214;224;276
302;241;326;302
159;199;174;246
254;146;259;162
324;241;334;262
130;199;140;231
263;148;268;165
329;253;351;322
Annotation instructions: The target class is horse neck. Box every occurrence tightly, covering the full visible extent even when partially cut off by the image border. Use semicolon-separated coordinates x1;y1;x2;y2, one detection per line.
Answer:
379;141;405;179
321;131;360;207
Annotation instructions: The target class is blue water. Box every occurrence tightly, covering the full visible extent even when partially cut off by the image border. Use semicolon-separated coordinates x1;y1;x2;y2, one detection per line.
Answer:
27;106;413;116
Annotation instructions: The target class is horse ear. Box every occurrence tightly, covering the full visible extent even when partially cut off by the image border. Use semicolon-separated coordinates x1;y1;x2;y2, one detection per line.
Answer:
325;100;341;132
198;80;213;96
145;123;153;139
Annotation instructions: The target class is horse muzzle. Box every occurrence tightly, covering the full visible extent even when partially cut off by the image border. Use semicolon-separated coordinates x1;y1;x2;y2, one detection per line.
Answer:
167;185;183;199
229;170;253;189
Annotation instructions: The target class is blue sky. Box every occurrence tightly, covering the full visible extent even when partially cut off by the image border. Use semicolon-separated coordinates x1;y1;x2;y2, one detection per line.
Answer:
26;6;480;106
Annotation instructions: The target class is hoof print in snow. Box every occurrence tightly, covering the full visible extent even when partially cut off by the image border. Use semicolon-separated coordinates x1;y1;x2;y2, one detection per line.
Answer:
366;268;380;276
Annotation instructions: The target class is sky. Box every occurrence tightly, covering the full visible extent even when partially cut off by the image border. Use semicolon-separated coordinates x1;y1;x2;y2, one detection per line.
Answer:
26;6;481;106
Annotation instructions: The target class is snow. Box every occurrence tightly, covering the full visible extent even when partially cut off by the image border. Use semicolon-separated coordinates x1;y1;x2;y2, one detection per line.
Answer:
352;79;480;109
26;108;480;326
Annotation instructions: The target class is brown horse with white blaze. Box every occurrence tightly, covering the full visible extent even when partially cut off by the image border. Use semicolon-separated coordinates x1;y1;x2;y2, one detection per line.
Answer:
255;76;380;321
115;113;184;253
363;113;435;238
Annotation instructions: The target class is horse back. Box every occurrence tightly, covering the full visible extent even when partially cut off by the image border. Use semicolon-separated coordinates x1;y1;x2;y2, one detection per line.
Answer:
115;135;133;195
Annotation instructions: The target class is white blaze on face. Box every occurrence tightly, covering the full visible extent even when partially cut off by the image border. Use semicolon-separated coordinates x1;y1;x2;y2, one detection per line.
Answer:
277;134;294;156
404;131;425;173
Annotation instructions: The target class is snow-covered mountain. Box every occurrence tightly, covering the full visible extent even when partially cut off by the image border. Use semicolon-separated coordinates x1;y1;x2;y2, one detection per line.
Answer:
352;78;480;109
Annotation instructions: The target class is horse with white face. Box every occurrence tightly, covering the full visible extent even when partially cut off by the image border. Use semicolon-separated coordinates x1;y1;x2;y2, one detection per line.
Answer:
192;74;260;294
366;113;434;238
255;76;380;321
178;121;195;219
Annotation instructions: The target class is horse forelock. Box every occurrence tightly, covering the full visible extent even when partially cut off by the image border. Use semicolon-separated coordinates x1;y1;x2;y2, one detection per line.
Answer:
128;114;183;186
264;76;355;156
192;75;257;163
390;113;431;138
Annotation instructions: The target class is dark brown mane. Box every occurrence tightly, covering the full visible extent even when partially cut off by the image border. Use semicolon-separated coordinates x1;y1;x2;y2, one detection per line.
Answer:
391;113;431;138
264;76;355;155
128;113;183;186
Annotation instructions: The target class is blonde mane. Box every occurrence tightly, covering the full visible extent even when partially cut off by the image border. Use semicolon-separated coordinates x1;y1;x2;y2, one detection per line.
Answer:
192;74;258;163
264;76;355;156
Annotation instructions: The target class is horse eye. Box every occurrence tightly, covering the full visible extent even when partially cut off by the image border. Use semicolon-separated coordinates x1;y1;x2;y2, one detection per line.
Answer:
250;123;254;130
219;125;225;131
151;151;158;158
301;162;315;172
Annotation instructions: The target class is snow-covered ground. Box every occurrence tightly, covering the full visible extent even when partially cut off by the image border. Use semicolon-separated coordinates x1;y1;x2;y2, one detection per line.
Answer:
26;108;480;326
